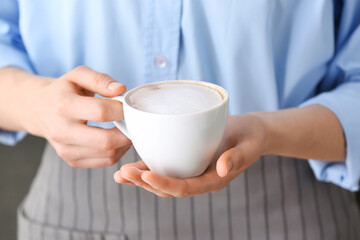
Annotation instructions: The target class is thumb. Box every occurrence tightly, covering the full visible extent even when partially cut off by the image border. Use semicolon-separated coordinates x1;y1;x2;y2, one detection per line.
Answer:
65;66;126;97
216;147;243;177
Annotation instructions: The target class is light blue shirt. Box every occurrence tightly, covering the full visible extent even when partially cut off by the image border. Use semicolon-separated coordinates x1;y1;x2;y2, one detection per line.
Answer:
1;0;359;191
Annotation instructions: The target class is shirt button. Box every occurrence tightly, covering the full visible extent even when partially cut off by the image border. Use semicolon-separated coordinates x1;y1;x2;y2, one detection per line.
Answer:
155;55;168;68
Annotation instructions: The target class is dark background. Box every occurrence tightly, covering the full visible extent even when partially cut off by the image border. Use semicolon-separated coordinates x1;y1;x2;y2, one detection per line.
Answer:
0;135;45;240
0;135;359;240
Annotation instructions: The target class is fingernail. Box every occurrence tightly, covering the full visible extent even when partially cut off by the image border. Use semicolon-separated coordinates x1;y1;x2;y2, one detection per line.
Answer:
108;82;123;90
226;161;233;175
114;172;122;182
120;169;131;180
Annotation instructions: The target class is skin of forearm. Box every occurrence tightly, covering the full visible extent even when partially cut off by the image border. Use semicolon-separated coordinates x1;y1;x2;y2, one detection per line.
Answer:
257;105;346;162
0;67;50;132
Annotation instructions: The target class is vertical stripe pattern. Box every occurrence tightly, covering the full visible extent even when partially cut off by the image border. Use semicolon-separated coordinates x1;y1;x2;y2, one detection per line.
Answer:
72;168;78;230
117;161;125;234
311;173;324;240
19;145;360;240
103;167;110;233
279;157;288;240
294;160;307;240
244;170;251;240
326;185;339;240
57;161;63;229
154;196;160;240
208;193;215;240
135;187;142;240
226;185;233;240
190;197;196;240
87;169;93;233
261;158;270;240
172;198;178;240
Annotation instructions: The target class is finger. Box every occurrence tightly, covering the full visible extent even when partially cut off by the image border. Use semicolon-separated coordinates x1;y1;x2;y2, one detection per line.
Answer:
58;143;131;161
65;144;131;168
120;166;147;182
114;160;148;184
113;171;134;185
65;66;126;97
140;166;221;197
120;160;149;171
141;171;194;197
67;157;120;168
121;167;172;198
64;96;124;122
53;125;131;150
216;147;244;177
114;160;148;185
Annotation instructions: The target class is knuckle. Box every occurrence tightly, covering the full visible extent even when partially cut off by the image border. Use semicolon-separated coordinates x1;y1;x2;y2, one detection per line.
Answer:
107;156;119;166
175;185;188;198
67;161;78;168
48;128;63;142
94;102;109;122
55;145;68;160
101;158;111;167
100;133;117;150
54;98;70;116
94;72;111;87
102;157;117;167
74;65;89;73
158;194;171;198
67;66;89;80
101;138;112;151
115;135;132;149
121;137;132;147
57;151;66;160
175;192;187;198
106;149;117;158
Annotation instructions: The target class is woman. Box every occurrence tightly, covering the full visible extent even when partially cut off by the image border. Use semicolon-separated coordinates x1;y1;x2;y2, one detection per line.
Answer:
0;0;359;239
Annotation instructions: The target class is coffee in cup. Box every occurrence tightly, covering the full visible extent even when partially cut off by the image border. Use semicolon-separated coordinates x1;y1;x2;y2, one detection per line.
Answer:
112;80;228;178
126;82;224;115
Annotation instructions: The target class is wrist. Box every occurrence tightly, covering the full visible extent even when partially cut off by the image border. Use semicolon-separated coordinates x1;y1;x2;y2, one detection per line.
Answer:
16;71;53;135
247;111;277;156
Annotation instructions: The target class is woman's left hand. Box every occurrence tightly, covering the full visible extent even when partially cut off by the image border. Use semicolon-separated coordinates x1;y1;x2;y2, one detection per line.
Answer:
113;114;266;198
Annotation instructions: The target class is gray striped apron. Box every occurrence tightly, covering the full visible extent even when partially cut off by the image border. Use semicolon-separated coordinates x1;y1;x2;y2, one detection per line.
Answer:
18;143;360;240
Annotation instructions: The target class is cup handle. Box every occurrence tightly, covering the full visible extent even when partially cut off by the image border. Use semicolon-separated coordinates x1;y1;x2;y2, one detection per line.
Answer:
112;96;131;139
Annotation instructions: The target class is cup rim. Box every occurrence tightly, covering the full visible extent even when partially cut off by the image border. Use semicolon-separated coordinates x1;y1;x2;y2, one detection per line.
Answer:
122;80;229;117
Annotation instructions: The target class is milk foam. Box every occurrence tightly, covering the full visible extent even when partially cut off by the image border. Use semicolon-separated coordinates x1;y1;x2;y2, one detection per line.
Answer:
127;83;223;114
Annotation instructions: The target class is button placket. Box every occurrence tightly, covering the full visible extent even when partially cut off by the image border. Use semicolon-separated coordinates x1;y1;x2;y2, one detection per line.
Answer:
144;0;182;82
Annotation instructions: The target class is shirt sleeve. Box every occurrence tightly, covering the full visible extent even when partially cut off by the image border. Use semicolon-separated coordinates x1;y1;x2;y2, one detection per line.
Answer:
0;0;34;145
300;0;360;192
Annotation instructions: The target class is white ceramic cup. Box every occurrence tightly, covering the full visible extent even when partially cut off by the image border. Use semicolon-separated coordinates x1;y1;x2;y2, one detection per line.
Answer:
112;80;229;178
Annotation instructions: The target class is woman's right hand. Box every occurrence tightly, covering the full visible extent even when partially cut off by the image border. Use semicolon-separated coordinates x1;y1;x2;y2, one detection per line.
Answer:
22;66;132;168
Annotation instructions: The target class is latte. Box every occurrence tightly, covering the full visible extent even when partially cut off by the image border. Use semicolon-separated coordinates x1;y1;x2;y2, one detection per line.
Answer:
126;82;223;115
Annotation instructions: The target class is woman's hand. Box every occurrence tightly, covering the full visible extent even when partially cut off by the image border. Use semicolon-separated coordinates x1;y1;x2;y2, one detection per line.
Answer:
113;103;346;197
19;66;131;168
114;114;266;197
